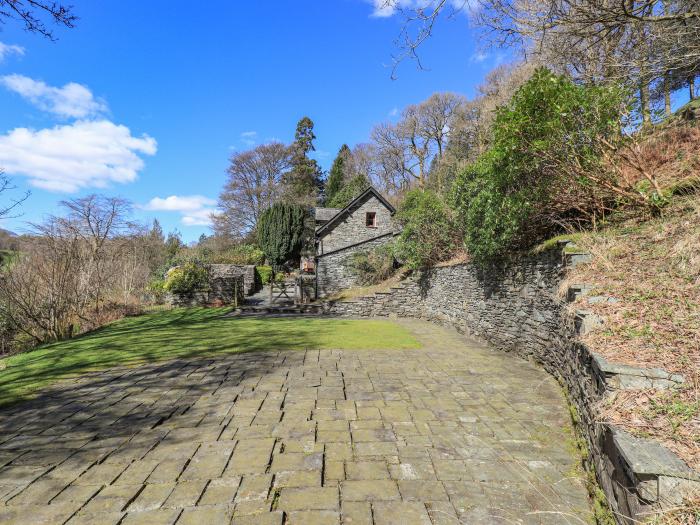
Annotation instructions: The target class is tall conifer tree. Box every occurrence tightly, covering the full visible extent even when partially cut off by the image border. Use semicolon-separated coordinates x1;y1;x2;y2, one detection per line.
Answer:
325;144;350;206
283;117;324;205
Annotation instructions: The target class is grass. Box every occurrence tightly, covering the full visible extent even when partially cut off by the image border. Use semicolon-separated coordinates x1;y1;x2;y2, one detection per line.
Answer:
532;233;586;254
0;308;420;407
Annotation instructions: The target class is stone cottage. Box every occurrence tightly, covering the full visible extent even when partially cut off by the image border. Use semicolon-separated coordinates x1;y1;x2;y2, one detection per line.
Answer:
314;186;397;297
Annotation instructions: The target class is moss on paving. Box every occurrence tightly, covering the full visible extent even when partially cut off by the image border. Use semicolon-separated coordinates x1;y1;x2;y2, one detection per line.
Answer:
0;308;420;406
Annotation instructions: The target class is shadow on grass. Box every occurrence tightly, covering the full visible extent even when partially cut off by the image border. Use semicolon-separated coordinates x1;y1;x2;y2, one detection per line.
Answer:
0;308;419;407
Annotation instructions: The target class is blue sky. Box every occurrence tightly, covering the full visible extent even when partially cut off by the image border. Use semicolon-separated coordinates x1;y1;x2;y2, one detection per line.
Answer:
0;1;498;241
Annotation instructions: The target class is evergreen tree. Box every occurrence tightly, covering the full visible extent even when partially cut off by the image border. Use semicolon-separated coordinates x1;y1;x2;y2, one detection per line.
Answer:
327;174;370;208
150;218;164;243
283;117;324;205
165;230;183;261
257;203;308;269
325;144;350;206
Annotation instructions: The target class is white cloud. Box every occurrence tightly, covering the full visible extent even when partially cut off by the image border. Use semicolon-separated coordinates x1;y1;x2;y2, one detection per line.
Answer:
367;0;476;18
470;51;489;63
144;195;218;226
0;42;25;63
0;120;157;192
0;74;108;118
240;130;257;146
389;107;399;117
370;0;399;17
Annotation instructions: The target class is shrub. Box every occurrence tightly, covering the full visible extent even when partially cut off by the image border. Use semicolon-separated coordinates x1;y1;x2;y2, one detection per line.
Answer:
255;265;273;286
345;244;397;286
451;151;533;261
393;189;460;270
257;203;308;269
163;263;209;294
451;68;626;260
209;244;265;265
146;278;167;303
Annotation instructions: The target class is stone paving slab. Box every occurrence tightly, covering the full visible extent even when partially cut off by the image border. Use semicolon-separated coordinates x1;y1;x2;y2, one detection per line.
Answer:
0;320;592;524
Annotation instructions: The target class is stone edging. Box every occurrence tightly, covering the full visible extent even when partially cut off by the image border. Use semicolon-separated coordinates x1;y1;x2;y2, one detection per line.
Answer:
321;248;699;524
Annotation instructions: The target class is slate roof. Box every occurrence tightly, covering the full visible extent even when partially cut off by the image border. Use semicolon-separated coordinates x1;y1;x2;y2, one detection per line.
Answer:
314;208;342;223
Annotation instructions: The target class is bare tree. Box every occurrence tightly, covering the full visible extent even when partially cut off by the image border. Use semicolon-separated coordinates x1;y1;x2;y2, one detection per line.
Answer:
0;195;163;349
214;142;292;239
382;0;700;123
418;92;466;157
58;195;131;314
370;92;466;190
0;0;76;39
0;217;83;343
0;170;29;220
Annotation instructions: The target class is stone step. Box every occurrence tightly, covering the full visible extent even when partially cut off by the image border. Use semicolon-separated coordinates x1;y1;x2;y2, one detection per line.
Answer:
226;304;326;317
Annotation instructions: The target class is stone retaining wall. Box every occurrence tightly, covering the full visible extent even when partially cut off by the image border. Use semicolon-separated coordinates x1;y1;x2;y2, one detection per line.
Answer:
324;248;699;523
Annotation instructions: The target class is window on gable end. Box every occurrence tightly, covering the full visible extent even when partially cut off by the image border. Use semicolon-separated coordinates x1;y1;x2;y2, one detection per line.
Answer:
366;212;377;227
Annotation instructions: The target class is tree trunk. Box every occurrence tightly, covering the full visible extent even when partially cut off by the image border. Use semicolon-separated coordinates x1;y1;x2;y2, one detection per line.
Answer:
640;81;651;126
664;72;672;117
690;77;696;100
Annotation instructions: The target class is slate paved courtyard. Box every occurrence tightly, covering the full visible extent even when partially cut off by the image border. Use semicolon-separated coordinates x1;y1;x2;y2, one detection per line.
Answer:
0;320;591;524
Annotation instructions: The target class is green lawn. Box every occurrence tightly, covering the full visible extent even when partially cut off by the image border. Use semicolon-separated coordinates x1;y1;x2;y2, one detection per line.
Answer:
0;308;420;407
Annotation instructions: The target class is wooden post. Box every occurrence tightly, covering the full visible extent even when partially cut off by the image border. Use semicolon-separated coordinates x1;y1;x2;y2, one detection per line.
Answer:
269;268;274;304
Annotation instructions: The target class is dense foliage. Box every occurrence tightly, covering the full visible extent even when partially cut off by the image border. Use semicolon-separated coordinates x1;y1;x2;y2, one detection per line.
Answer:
163;263;210;294
207;244;265;265
345;245;397;286
394;189;460;270
257;203;308;269
255;265;273;286
452;68;624;259
327;174;370;208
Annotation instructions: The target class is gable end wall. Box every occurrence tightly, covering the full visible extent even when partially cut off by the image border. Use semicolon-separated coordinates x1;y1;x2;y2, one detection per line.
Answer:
318;195;394;255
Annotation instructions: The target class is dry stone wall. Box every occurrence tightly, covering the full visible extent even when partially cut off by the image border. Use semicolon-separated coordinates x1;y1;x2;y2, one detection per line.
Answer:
209;264;256;296
167;266;247;307
324;248;699;523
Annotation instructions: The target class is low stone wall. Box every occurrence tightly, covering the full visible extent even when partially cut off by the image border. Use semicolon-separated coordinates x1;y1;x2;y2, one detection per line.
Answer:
324;248;699;523
209;264;256;296
168;274;245;307
316;233;395;297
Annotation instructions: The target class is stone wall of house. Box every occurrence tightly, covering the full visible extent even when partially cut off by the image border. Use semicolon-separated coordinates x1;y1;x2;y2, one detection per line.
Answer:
324;249;699;523
316;233;395;298
318;195;395;254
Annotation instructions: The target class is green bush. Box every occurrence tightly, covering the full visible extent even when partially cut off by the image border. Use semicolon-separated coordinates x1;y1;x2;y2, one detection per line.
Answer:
345;244;397;286
451;67;624;260
209;244;265;265
393;189;460;270
163;263;209;294
255;265;273;285
146;278;167;303
257;203;308;269
451;151;533;261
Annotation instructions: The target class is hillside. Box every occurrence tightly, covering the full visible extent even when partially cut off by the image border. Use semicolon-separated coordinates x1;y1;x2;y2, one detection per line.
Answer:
565;194;699;473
